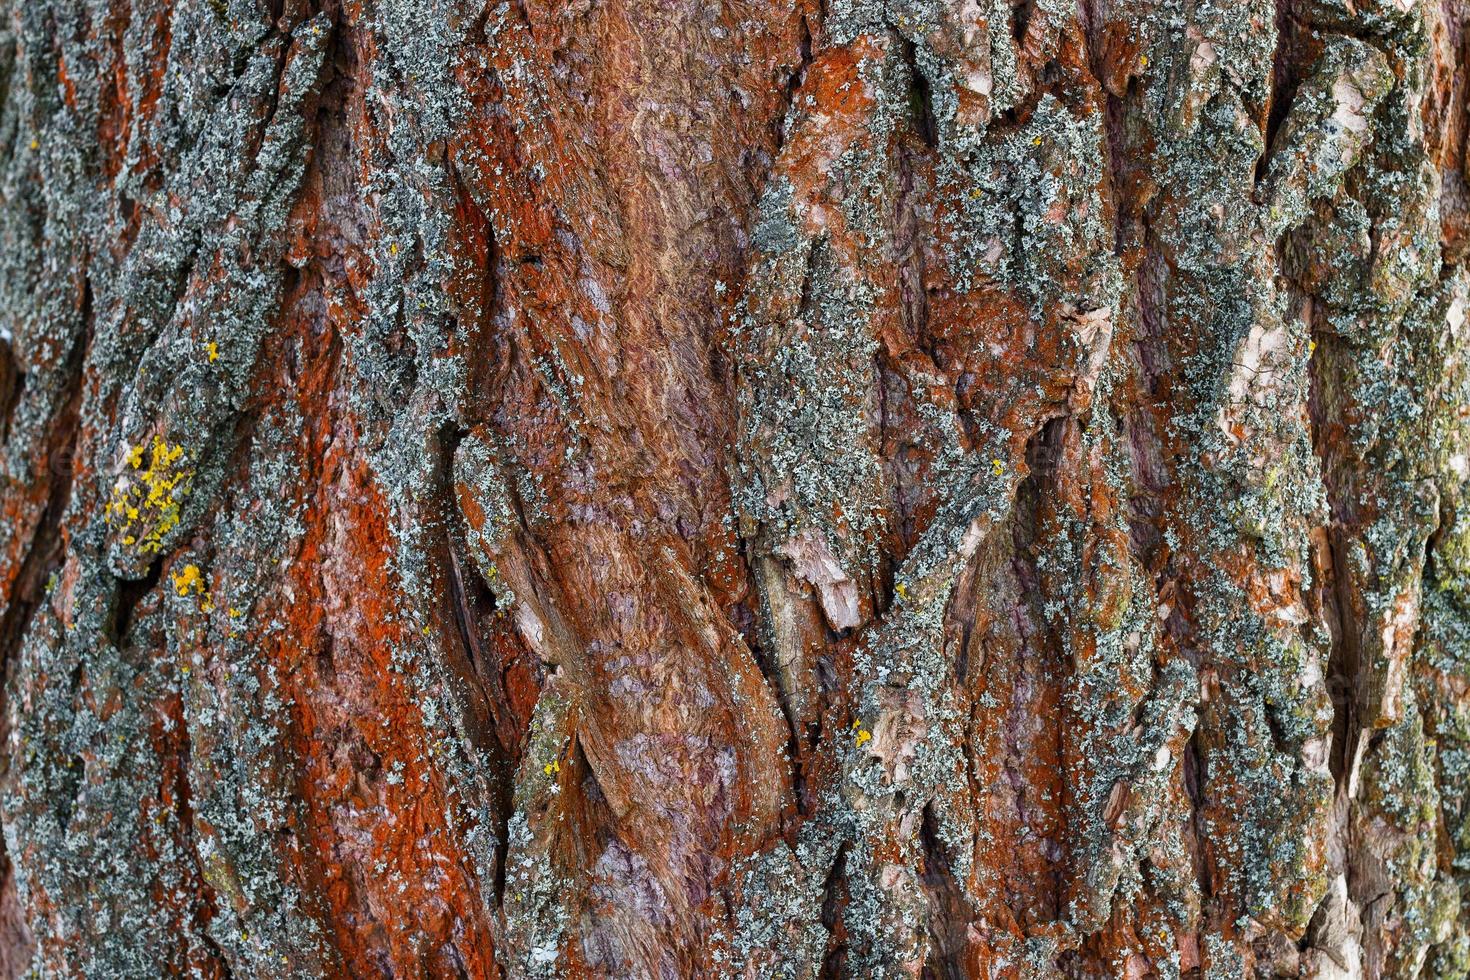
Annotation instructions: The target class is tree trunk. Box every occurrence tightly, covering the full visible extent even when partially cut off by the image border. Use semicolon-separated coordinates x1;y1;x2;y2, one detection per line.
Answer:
0;0;1467;976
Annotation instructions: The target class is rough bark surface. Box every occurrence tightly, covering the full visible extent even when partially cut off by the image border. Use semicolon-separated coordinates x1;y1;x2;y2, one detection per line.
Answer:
0;0;1468;976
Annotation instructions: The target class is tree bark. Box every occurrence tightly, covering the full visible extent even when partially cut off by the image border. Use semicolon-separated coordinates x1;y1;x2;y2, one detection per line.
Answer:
0;0;1467;976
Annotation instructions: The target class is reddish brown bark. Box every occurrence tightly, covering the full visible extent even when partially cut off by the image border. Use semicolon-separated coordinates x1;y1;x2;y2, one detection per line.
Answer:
0;0;1468;976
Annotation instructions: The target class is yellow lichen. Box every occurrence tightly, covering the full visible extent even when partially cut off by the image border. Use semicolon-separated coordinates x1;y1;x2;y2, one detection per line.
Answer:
990;458;1005;476
170;563;220;614
205;341;219;362
108;437;192;554
171;564;203;596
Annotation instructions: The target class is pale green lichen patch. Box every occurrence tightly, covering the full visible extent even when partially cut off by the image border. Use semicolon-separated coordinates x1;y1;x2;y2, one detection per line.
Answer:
1258;38;1395;237
500;686;574;979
